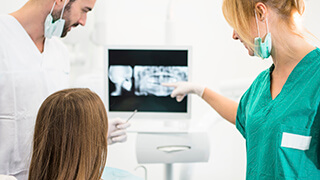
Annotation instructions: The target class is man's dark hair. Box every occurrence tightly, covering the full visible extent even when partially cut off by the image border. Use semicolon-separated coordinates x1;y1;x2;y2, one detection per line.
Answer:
65;0;76;12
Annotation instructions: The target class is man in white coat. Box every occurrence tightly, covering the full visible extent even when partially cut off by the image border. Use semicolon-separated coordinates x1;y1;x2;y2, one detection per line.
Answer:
0;0;130;179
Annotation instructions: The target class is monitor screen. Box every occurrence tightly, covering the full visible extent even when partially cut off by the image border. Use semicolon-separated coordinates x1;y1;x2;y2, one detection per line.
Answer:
105;46;191;119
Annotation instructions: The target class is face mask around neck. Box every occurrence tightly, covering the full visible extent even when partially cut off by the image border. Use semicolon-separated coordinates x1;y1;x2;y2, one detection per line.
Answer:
44;1;68;38
254;10;272;59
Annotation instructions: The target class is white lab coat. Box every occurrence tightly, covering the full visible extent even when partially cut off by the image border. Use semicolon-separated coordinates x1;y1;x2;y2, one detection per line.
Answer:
0;15;70;179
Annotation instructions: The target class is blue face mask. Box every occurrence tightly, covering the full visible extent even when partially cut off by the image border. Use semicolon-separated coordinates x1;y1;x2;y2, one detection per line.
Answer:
44;1;67;38
254;10;272;59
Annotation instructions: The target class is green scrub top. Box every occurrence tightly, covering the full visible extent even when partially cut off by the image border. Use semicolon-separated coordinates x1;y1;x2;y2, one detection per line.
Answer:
236;48;320;179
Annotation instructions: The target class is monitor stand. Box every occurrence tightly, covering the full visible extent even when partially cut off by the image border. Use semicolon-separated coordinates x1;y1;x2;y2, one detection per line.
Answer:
165;164;173;180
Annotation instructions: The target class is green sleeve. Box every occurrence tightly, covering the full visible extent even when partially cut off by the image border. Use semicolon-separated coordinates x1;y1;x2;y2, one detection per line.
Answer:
236;89;249;139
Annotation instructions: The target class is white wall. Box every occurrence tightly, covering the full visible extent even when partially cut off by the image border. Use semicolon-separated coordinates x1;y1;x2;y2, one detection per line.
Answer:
2;0;320;180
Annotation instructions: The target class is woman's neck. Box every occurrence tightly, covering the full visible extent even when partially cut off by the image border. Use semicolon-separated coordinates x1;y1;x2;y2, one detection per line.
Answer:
271;30;315;77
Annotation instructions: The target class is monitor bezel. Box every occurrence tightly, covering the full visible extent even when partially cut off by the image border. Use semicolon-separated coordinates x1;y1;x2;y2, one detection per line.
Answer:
104;45;192;120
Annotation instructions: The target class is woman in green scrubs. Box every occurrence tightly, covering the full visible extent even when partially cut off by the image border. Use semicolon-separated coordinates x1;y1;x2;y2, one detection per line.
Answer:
163;0;320;179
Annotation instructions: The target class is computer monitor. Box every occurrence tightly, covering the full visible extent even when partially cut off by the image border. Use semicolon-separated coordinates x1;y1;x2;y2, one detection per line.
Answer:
104;46;191;132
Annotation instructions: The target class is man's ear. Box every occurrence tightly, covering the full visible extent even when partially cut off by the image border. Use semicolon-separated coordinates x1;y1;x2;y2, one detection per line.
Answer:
55;0;69;8
255;2;268;21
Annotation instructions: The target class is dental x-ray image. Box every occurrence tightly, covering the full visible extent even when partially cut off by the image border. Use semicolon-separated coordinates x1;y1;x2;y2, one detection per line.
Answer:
107;48;189;112
109;65;133;96
134;66;188;96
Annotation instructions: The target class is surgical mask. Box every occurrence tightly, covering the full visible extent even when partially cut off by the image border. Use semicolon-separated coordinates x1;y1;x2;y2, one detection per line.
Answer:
254;10;272;59
44;1;68;38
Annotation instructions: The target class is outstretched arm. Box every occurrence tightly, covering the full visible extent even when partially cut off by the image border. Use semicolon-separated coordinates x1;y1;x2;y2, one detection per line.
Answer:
163;82;238;124
202;88;238;124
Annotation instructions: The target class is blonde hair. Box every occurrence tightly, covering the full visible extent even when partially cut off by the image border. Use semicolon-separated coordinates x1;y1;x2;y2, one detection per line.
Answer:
28;88;108;180
222;0;305;48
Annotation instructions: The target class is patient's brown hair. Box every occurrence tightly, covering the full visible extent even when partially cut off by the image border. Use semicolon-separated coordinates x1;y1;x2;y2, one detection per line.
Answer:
28;88;108;180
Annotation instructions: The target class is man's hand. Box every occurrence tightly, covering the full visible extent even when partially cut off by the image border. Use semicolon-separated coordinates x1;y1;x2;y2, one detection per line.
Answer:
108;118;131;145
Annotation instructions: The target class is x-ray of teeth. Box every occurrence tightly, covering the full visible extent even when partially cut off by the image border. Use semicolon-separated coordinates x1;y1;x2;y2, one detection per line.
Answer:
107;49;189;112
134;66;188;96
109;65;133;96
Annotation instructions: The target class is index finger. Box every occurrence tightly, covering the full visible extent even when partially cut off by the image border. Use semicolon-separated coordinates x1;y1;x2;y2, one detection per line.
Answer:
161;82;177;87
116;122;131;129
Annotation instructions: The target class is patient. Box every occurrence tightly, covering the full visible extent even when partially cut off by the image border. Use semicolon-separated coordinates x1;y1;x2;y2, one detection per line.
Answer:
28;88;108;180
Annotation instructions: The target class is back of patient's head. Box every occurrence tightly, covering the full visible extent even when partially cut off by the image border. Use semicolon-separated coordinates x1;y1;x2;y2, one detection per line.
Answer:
28;88;108;180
